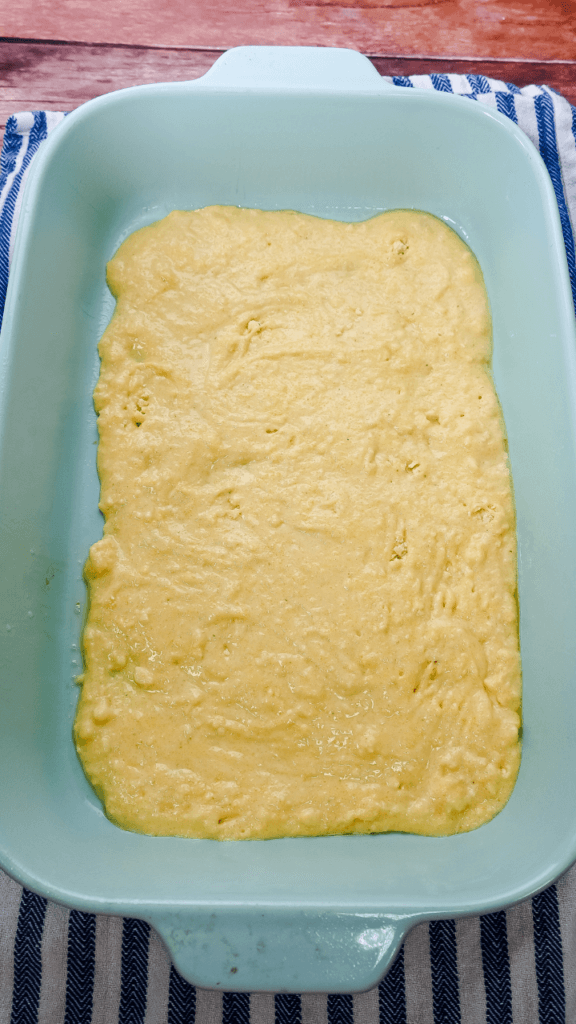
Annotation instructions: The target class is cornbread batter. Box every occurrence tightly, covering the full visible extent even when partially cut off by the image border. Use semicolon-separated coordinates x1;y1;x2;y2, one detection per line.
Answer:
74;206;521;840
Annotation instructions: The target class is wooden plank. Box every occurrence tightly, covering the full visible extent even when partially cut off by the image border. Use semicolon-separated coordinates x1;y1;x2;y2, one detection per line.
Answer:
371;55;576;106
2;40;576;150
0;41;221;142
0;41;220;110
2;40;575;125
1;0;576;62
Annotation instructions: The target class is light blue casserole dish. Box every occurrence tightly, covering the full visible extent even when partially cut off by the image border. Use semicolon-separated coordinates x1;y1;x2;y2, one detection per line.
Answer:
1;46;576;993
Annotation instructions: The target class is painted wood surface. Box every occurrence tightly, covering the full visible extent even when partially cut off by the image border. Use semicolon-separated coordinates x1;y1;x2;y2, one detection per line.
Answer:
2;38;576;145
1;1;576;147
2;0;576;61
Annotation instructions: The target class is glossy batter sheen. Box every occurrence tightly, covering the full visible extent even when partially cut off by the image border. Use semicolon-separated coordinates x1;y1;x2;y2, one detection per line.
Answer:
74;206;521;840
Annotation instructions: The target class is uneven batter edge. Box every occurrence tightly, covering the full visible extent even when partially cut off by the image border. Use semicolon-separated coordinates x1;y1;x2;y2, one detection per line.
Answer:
74;206;521;841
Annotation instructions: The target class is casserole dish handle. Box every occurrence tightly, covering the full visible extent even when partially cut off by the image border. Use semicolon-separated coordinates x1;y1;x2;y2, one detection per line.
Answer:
198;45;395;92
150;907;411;992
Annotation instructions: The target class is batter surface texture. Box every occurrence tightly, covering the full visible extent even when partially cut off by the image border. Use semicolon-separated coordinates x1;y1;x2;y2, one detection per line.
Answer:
75;206;521;840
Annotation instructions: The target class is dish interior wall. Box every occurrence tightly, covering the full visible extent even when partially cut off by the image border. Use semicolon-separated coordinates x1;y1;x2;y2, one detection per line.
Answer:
1;86;575;912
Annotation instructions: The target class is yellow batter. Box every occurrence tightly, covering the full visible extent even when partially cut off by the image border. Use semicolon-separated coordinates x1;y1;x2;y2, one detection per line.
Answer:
74;206;521;840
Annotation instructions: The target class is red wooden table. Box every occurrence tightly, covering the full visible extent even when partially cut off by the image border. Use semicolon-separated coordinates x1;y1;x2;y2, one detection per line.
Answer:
1;0;576;146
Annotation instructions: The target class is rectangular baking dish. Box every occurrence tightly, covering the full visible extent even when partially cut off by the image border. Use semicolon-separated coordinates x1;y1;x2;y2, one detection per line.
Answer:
1;46;576;994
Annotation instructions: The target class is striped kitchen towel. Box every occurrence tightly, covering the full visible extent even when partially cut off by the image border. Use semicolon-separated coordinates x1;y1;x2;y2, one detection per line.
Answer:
1;75;575;1024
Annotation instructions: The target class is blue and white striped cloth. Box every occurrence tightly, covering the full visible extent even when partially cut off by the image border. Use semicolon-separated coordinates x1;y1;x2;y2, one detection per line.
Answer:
1;74;576;1023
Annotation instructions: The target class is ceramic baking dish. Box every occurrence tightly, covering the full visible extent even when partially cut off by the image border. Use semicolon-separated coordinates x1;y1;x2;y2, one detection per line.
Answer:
1;46;576;993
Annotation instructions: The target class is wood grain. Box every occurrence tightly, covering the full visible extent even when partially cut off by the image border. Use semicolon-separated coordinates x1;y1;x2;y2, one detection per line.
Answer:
2;38;576;147
2;0;576;61
370;54;576;104
0;41;219;142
